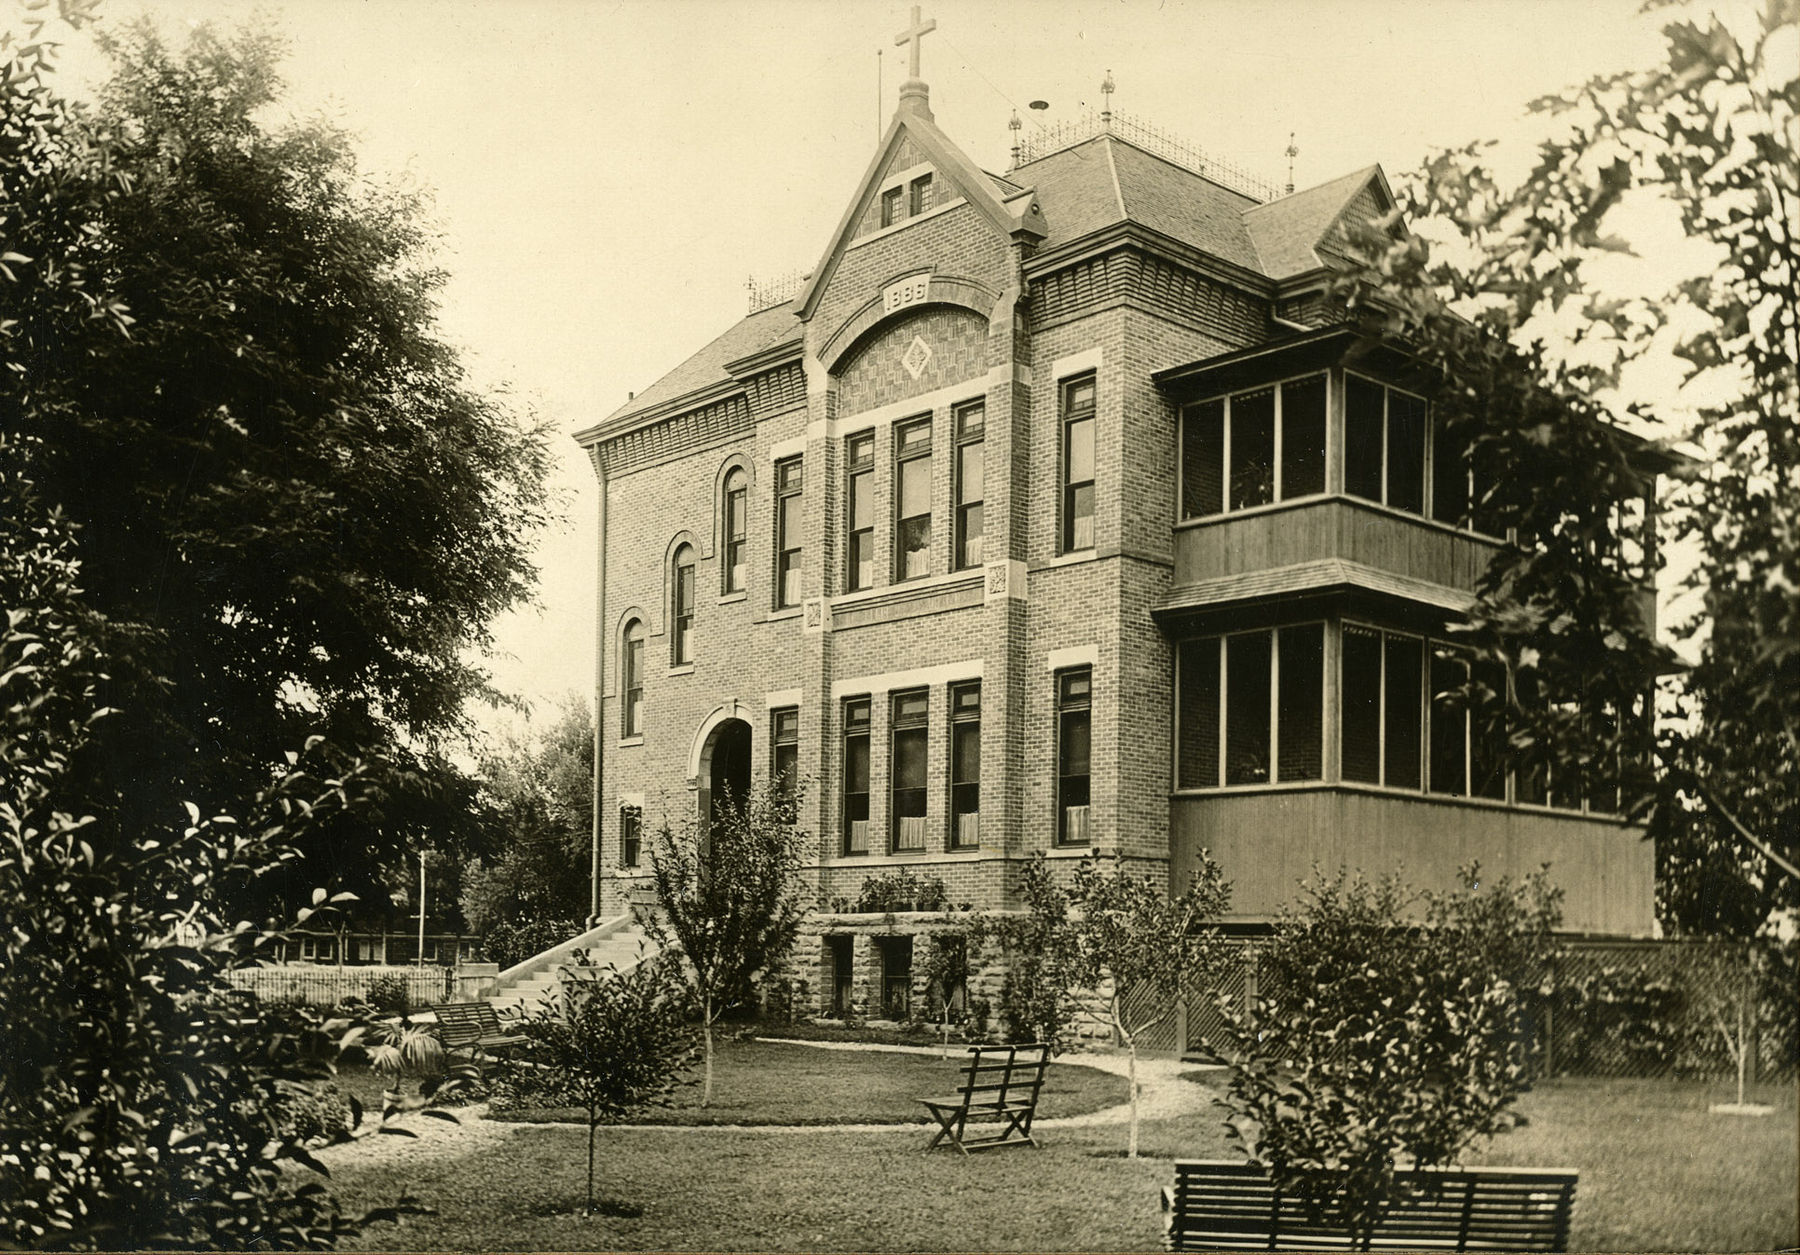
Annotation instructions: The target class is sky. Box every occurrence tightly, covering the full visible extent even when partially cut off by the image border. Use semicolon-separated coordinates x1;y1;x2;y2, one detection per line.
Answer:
46;0;1742;736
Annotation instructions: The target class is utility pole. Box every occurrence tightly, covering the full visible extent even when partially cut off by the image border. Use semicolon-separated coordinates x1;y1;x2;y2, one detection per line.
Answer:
417;849;427;967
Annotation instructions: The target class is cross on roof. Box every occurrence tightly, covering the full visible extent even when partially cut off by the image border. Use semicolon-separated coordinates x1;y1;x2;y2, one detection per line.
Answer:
895;5;936;81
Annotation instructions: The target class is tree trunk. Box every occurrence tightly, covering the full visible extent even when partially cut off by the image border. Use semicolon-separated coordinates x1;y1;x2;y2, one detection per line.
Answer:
1126;1033;1140;1159
1736;998;1748;1107
702;993;714;1107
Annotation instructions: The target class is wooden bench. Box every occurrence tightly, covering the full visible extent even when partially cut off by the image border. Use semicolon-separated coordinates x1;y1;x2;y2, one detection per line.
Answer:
429;1001;527;1059
917;1042;1050;1153
1162;1160;1578;1252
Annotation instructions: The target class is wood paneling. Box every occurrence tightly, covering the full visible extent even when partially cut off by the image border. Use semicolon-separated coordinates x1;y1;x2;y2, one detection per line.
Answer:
1173;499;1502;593
1170;788;1654;937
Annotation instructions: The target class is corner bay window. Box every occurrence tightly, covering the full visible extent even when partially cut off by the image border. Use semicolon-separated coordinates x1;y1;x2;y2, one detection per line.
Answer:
1061;376;1096;552
1181;374;1326;517
1056;668;1091;844
953;401;984;570
890;690;929;852
845;432;874;591
842;697;871;854
1177;624;1323;788
621;619;645;738
1343;624;1507;800
894;417;932;580
774;456;803;609
948;680;981;848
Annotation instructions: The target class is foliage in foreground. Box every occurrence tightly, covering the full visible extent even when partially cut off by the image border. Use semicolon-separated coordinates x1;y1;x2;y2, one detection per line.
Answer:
646;782;809;1106
507;952;695;1216
4;8;552;921
1217;866;1562;1247
1337;0;1797;938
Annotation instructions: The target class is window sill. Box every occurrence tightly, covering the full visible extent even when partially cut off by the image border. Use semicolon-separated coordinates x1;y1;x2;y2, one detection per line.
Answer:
667;664;695;677
719;591;748;605
1169;780;1634;824
823;849;988;867
1173;494;1505;545
618;735;645;748
1046;844;1096;857
767;606;804;621
1040;548;1097;570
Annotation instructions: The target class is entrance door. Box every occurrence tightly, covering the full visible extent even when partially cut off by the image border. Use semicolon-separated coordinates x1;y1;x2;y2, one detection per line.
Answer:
700;717;752;825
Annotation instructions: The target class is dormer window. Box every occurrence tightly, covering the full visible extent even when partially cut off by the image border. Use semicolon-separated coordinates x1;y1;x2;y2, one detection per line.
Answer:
881;186;903;228
909;174;932;216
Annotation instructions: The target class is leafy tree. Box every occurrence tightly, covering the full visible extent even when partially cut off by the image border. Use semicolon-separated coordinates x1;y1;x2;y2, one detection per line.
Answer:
1066;851;1231;1158
1216;866;1562;1248
1332;0;1797;936
915;928;969;1057
4;13;551;917
970;853;1084;1051
509;952;695;1217
1;431;381;1248
645;782;808;1106
462;695;596;949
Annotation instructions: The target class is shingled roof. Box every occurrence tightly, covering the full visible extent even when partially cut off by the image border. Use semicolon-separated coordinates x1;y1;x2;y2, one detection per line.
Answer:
598;127;1388;432
1018;134;1263;268
1243;165;1385;279
601;302;802;425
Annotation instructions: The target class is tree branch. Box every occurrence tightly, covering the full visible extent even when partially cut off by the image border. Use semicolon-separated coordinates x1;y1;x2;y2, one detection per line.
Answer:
1695;777;1800;883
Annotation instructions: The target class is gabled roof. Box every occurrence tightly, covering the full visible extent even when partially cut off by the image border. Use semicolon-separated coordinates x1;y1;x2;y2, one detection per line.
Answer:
793;98;1046;321
595;302;801;428
1018;134;1262;268
1243;165;1390;280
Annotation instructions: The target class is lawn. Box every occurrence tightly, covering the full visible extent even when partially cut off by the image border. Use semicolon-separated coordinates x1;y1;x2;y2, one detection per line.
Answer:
487;1038;1132;1125
327;1068;1796;1252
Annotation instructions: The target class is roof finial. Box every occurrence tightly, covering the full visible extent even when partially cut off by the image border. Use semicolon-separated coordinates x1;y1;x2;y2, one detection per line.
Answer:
1008;108;1023;170
894;5;937;119
1100;69;1115;128
1285;131;1299;195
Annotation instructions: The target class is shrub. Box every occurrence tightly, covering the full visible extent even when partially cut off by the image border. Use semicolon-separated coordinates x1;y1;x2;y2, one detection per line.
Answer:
1217;865;1561;1246
854;868;948;913
364;972;412;1016
485;916;581;970
275;1082;356;1147
971;855;1083;1051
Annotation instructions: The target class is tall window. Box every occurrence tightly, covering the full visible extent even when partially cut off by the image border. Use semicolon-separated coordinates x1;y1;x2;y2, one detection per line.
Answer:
1345;375;1428;516
1340;623;1422;789
1176;625;1324;788
948;680;981;848
722;468;747;593
1056;667;1092;844
771;706;799;811
842;697;871;855
845;431;875;591
620;804;642;868
890;690;928;852
894;417;932;581
880;186;902;227
774;456;803;609
908;174;932;216
671;544;695;666
953;401;985;570
1180;374;1327;518
621;619;645;737
1061;375;1096;552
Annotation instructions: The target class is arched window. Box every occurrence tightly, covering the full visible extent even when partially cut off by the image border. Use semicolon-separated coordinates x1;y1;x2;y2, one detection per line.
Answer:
722;468;748;594
671;544;696;666
622;619;645;736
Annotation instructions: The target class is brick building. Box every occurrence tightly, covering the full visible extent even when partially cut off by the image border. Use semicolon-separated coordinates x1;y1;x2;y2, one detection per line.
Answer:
572;22;1655;1023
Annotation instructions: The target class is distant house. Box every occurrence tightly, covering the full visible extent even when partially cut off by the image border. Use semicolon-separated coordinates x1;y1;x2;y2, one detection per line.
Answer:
574;17;1661;1023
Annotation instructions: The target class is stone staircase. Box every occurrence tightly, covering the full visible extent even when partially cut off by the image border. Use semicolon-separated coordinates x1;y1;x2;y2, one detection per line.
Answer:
482;914;657;1016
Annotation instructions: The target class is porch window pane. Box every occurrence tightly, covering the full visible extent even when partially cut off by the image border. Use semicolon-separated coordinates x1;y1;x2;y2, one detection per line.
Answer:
1280;375;1327;499
1277;623;1323;781
1384;634;1423;789
1229;389;1275;510
1177;637;1220;789
1226;631;1272;785
1341;624;1382;783
1182;400;1225;518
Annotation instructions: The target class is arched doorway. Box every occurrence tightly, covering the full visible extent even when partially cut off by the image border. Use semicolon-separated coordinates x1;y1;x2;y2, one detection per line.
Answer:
697;716;752;826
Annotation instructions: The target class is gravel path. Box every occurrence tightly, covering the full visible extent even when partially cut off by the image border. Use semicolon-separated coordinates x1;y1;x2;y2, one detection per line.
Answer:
312;1042;1222;1170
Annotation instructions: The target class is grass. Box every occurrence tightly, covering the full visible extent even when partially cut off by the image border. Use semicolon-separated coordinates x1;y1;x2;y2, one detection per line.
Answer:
325;1065;1796;1252
487;1038;1131;1126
